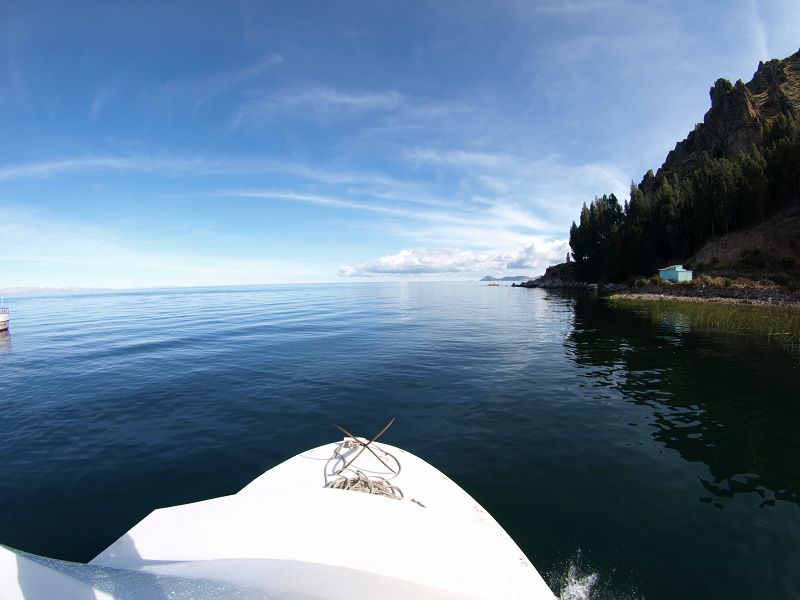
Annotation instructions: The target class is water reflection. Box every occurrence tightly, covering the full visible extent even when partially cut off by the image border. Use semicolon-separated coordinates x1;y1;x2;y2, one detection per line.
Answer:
0;330;11;353
566;292;800;507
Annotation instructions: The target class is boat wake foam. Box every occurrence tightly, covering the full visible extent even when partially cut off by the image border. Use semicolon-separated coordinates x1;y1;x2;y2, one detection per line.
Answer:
551;551;643;600
559;562;599;600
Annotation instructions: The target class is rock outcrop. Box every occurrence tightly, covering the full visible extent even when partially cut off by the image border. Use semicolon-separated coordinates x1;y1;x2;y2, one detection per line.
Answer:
641;49;800;192
512;262;586;288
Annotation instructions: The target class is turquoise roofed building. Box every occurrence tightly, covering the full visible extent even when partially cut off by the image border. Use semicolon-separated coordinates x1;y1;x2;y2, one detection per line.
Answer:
658;264;693;282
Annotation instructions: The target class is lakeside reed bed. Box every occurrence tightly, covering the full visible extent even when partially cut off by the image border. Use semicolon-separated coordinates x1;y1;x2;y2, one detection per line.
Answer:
607;294;800;357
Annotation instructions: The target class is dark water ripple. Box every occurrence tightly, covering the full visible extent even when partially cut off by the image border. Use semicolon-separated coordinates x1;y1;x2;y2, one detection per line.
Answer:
0;282;799;599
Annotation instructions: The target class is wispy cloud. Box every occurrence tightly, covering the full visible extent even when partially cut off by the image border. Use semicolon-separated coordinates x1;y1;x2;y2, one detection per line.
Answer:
0;157;140;181
0;206;324;287
225;189;412;216
90;82;116;121
4;57;29;111
226;185;558;243
0;156;223;181
402;144;631;223
511;0;625;17
275;163;460;209
404;148;512;170
0;147;604;266
0;154;439;210
232;86;404;127
0;149;622;268
0;152;463;209
147;53;283;113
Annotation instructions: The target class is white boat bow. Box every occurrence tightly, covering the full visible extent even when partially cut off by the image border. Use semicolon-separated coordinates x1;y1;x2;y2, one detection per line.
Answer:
1;438;556;599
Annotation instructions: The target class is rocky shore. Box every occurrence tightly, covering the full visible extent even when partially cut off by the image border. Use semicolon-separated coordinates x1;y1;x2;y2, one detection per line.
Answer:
513;275;800;308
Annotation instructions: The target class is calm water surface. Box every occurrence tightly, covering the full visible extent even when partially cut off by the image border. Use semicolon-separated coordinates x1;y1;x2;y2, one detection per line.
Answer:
1;283;798;598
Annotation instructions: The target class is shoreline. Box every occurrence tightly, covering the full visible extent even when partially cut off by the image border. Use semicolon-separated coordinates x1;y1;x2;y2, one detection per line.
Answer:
606;292;800;311
514;278;800;309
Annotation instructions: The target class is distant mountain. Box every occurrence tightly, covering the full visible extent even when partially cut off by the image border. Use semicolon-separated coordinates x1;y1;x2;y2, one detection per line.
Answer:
480;275;530;282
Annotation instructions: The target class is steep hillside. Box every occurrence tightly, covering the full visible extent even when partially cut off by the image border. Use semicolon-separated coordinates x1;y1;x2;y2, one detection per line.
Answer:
641;49;800;191
568;49;800;284
694;206;800;286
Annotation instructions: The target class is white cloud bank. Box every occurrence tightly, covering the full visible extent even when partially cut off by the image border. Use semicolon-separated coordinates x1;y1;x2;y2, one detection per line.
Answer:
338;239;568;278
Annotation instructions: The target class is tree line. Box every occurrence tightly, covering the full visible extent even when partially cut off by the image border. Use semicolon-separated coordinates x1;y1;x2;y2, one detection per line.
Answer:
568;113;800;282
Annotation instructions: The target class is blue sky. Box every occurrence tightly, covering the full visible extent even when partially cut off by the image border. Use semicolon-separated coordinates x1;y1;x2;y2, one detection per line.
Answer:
1;0;798;288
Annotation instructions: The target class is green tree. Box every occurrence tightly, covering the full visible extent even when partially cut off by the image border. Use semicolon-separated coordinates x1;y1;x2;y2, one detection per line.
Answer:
566;109;800;282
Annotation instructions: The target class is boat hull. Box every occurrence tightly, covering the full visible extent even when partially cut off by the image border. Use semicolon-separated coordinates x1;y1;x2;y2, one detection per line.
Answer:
0;440;557;599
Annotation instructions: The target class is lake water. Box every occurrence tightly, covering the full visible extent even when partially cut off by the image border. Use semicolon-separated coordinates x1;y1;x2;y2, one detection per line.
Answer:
1;282;798;599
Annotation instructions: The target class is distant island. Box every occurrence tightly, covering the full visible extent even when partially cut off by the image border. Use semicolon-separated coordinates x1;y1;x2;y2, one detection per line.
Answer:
522;49;800;305
480;275;530;282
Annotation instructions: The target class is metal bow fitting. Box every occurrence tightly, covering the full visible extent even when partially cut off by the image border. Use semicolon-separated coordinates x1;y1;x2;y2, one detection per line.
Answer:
332;417;397;475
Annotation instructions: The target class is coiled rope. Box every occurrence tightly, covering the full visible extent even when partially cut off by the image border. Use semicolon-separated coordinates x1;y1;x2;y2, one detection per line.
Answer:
324;469;404;500
324;419;405;500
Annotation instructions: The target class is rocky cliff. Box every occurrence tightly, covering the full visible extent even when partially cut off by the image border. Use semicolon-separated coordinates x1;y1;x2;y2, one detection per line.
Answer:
641;49;800;192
